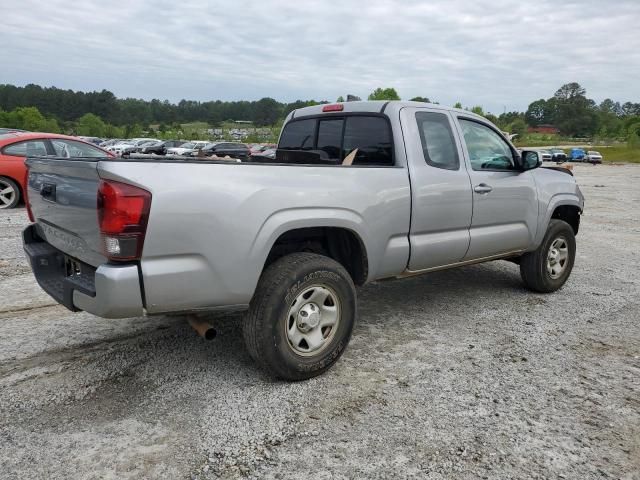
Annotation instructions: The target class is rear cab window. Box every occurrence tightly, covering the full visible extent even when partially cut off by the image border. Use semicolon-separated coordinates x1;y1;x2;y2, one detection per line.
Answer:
277;115;394;166
278;119;317;151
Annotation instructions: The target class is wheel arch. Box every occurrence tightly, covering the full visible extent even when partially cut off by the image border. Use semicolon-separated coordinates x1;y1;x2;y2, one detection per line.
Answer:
252;209;370;286
534;194;582;247
551;204;581;234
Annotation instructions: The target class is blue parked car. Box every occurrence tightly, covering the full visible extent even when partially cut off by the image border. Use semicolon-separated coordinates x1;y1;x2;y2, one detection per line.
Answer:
570;148;586;161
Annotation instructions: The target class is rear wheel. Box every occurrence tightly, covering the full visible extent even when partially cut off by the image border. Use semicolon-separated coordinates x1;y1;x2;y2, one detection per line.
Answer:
243;252;356;380
0;177;20;209
520;219;576;293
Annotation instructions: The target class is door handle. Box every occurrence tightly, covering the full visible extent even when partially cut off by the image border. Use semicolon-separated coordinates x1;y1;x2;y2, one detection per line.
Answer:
473;183;493;194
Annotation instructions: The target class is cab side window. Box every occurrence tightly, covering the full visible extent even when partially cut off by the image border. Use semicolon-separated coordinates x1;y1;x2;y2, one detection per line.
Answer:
459;119;515;171
416;112;459;170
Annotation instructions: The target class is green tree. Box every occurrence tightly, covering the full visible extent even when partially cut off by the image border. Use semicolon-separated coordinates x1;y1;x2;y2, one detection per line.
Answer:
410;96;430;103
485;113;499;125
368;87;400;101
76;113;106;137
508;118;528;137
2;106;59;132
336;96;345;103
12;106;44;130
453;102;463;109
622;102;640;116
552;83;598;136
525;99;551;126
627;123;640;149
599;98;617;114
554;82;586;101
283;100;319;117
497;111;525;128
253;97;282;126
124;123;143;138
105;123;124;138
470;106;485;116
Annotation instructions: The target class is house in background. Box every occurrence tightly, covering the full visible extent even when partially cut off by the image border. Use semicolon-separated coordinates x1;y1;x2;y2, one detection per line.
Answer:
528;124;560;134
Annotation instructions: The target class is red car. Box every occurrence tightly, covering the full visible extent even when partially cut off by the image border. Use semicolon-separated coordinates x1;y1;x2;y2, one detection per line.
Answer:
0;132;113;209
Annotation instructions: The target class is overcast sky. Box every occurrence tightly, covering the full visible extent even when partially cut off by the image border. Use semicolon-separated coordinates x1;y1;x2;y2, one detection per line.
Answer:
2;0;639;113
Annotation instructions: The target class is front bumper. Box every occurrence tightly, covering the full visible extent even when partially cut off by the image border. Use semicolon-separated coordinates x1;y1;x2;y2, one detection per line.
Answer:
23;225;144;318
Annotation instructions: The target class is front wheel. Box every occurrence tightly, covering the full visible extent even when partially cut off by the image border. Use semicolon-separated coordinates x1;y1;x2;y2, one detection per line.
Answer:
243;252;356;380
520;219;576;293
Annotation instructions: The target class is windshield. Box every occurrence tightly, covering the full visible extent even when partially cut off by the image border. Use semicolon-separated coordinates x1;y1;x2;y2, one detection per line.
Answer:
180;142;196;148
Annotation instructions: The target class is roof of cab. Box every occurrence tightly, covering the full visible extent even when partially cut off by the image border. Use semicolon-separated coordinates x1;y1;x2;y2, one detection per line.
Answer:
288;100;486;122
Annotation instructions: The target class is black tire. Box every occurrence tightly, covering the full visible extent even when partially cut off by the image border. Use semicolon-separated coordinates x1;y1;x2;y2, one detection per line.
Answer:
0;176;20;209
520;219;576;293
243;252;356;381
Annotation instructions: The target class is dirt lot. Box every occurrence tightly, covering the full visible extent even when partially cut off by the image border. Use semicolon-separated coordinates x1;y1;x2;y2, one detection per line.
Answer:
1;164;639;480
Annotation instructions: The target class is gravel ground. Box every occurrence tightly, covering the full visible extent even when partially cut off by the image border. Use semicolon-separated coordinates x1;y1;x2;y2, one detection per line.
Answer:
1;164;638;480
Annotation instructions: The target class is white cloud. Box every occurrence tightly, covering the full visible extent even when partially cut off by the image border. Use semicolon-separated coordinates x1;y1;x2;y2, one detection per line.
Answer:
1;0;639;112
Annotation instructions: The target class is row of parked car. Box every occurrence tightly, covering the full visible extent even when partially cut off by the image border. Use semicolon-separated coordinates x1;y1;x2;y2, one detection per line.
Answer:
535;147;603;164
94;138;278;160
0;129;279;210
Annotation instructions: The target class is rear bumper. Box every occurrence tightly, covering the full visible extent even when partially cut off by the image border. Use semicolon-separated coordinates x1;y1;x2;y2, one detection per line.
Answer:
23;224;144;318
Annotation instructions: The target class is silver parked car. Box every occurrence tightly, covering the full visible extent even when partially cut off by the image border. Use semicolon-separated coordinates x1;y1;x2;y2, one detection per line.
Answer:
23;101;584;380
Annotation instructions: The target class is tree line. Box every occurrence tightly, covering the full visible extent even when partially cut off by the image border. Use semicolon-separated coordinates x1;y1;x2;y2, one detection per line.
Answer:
0;83;320;130
1;82;639;143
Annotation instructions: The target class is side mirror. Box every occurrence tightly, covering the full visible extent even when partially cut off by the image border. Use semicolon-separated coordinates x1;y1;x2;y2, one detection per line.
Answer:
520;150;541;171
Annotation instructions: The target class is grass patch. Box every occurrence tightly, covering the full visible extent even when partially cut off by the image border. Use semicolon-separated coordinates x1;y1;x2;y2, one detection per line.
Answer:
594;146;640;163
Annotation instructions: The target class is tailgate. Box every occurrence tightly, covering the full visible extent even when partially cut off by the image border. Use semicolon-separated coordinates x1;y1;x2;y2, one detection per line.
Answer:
26;157;107;267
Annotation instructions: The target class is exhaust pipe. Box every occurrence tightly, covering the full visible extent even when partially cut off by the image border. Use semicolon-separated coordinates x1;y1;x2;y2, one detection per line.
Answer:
188;317;217;340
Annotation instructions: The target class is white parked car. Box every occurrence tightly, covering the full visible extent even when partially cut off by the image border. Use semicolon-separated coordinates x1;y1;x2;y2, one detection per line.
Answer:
105;140;135;156
106;138;159;156
584;151;603;164
516;148;551;162
538;149;553;162
166;141;209;155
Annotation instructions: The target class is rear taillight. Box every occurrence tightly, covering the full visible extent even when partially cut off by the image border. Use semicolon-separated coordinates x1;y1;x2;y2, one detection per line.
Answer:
98;180;151;261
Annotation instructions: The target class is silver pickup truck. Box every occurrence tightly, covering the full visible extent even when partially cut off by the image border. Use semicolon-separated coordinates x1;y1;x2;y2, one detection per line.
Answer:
23;101;584;380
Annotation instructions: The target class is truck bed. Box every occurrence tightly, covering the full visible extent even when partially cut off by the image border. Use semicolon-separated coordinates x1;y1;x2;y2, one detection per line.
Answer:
25;155;412;315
